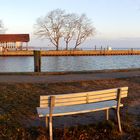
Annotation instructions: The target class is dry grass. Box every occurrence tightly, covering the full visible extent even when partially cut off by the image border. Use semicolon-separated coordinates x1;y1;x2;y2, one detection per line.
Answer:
0;77;140;140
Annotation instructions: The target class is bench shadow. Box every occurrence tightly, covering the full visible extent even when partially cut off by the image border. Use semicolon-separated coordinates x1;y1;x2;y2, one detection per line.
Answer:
31;109;117;128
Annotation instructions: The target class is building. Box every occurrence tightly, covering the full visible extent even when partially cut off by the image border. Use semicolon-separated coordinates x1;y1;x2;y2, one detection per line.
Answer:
0;34;30;51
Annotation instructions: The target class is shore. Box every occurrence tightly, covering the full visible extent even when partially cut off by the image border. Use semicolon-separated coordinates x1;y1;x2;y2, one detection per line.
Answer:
1;50;140;56
0;69;140;139
0;68;140;83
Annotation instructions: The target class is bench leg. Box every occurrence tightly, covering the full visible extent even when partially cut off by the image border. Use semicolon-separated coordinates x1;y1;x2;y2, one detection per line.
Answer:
117;110;122;132
49;116;53;140
45;117;48;128
106;109;109;120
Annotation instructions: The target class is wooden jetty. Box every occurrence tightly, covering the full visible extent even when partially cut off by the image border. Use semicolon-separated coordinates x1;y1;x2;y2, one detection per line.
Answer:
0;50;140;56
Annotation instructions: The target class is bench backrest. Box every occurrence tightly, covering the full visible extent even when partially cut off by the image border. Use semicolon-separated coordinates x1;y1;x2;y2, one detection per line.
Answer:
40;87;128;107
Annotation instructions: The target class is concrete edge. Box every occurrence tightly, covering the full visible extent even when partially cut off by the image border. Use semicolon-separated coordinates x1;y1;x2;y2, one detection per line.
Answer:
0;68;140;76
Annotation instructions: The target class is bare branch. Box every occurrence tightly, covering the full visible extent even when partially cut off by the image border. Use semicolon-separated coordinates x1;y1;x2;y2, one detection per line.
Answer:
63;13;78;50
34;10;96;50
34;9;65;50
74;14;96;49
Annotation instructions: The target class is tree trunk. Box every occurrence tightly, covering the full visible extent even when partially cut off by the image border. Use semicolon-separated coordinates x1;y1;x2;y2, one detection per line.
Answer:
56;46;59;51
66;41;69;50
56;40;59;51
74;39;79;50
74;43;78;50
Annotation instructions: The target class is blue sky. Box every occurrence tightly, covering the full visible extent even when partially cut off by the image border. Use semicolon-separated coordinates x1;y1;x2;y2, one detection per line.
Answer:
0;0;140;48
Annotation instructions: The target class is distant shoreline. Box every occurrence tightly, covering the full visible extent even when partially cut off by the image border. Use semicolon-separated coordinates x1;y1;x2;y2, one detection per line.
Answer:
0;50;140;56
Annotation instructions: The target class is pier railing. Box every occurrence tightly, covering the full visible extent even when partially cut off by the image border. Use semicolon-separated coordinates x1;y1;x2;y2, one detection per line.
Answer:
22;46;140;51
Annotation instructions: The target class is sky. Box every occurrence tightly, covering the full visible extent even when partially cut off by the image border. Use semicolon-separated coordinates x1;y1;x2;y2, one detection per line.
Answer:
0;0;140;48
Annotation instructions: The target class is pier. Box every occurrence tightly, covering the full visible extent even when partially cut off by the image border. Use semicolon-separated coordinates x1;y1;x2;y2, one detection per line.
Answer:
0;49;140;56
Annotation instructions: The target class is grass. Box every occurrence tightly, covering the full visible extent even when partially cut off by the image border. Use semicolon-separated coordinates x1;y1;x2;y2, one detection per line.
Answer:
0;77;140;140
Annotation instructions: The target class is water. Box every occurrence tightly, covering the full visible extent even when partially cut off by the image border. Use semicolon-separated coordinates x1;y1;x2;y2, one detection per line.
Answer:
0;55;140;72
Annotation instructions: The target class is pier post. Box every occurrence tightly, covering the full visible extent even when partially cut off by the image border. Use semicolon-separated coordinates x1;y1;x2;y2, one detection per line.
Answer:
101;46;103;50
34;50;41;72
95;45;96;50
131;48;133;55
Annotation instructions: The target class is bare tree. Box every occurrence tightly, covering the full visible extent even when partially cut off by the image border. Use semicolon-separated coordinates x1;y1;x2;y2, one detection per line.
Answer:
34;9;65;50
34;10;96;50
0;20;6;34
63;14;77;50
74;14;96;49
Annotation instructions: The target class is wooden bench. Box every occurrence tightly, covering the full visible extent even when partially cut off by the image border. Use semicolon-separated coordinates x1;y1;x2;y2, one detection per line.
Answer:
37;87;128;140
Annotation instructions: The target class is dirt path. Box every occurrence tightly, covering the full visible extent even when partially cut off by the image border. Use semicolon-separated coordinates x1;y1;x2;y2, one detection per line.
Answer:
0;70;140;83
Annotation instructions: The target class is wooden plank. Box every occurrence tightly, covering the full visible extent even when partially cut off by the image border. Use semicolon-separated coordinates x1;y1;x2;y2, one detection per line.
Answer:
88;94;126;103
88;96;117;103
39;87;128;108
119;87;128;90
40;96;49;100
55;93;87;99
55;100;87;106
89;95;116;101
88;89;117;95
40;91;127;104
88;91;128;97
40;104;49;107
40;97;89;107
88;87;128;96
55;96;87;103
88;91;127;99
40;100;49;104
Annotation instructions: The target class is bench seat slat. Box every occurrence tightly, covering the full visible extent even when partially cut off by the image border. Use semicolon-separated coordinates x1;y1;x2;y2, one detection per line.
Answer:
37;100;122;117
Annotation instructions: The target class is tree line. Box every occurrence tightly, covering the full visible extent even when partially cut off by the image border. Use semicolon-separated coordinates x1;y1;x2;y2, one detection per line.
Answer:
1;9;96;50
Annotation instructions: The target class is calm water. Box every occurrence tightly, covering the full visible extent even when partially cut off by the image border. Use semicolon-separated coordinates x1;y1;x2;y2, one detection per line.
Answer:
0;55;140;72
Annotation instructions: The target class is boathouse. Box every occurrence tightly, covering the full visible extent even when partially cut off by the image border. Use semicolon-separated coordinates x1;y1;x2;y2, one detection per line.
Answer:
0;34;30;51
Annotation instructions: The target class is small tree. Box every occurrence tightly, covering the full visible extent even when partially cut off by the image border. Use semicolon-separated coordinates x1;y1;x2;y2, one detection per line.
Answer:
34;9;65;50
63;14;77;50
74;14;95;49
0;20;6;34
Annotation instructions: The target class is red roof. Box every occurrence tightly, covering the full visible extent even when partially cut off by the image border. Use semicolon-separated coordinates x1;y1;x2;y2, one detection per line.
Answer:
0;34;30;42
